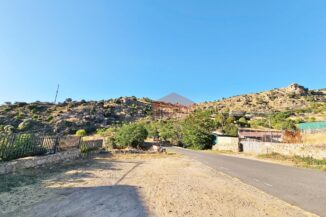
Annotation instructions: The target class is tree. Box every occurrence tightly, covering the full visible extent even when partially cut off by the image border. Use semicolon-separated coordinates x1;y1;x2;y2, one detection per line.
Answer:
144;122;159;139
116;123;148;148
65;98;73;103
159;121;183;145
222;124;238;136
181;111;215;150
238;117;248;127
270;112;297;130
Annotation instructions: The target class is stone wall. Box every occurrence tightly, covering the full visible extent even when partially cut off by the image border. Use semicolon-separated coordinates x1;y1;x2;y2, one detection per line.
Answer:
0;138;104;175
212;143;239;152
0;150;82;175
242;141;326;160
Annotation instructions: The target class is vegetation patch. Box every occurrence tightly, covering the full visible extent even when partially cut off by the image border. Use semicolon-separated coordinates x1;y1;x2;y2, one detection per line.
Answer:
258;152;326;171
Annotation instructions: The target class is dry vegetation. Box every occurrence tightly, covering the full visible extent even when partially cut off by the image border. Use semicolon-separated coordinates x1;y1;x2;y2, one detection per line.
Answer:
0;153;316;217
196;84;326;122
302;133;326;145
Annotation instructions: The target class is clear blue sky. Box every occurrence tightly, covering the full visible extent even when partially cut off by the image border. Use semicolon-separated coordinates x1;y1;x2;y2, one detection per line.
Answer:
0;0;325;103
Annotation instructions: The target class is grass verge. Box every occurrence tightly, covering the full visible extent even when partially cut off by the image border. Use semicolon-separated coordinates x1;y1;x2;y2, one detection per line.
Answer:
258;152;326;171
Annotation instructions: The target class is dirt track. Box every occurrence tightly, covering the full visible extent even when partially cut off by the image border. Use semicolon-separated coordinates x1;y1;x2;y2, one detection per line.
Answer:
0;153;317;217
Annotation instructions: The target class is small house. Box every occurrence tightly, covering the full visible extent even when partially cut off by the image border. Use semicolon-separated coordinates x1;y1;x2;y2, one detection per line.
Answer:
212;131;240;152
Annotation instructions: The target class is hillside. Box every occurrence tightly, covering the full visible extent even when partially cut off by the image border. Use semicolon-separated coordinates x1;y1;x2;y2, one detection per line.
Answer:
1;83;325;135
197;83;326;121
0;97;152;135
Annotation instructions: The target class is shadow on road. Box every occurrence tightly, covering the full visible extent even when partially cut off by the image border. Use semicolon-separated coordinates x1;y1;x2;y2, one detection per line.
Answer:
4;185;149;217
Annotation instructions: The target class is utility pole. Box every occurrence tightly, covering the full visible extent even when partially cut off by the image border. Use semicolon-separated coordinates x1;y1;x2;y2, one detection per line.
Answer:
54;84;60;104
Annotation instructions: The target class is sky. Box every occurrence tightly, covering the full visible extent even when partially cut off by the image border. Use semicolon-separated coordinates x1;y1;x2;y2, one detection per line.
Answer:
0;0;326;104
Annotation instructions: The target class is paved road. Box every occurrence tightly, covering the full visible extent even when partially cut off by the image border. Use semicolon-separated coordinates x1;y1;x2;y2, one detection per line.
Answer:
168;147;326;216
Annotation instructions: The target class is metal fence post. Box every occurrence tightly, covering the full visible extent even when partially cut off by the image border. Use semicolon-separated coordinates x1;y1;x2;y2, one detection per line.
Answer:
53;136;60;154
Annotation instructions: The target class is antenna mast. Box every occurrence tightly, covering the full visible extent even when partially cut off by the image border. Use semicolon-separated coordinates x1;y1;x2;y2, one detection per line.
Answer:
54;84;60;104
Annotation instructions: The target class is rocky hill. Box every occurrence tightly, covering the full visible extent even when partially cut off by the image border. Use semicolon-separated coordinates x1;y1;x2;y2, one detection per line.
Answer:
1;83;325;135
0;97;152;135
197;83;326;122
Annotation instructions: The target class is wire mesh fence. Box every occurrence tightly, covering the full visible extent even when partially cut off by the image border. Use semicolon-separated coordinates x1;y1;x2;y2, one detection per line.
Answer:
0;134;59;161
0;132;105;162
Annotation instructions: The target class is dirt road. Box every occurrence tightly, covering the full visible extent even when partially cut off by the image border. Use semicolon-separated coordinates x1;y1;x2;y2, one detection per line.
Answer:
0;153;316;217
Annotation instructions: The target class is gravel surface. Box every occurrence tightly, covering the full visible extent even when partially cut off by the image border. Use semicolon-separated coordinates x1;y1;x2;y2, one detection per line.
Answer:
0;153;317;217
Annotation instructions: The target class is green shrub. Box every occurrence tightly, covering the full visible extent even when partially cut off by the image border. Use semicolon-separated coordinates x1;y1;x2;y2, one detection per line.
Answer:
144;122;159;139
159;121;183;145
76;129;87;136
116;123;148;148
3;125;15;134
96;127;118;150
223;124;238;136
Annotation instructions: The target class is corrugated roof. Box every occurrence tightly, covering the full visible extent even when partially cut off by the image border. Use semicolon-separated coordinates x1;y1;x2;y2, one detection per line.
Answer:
298;122;326;130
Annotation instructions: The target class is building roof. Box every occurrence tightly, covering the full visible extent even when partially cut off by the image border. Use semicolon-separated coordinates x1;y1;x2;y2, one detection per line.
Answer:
239;128;282;132
298;122;326;130
238;128;282;138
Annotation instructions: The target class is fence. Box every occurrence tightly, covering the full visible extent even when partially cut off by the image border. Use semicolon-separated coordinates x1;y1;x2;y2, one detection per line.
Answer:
0;134;82;162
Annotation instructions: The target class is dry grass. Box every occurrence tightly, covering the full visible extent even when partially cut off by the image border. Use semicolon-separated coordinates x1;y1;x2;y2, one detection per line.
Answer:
258;152;326;171
302;133;326;145
0;153;316;217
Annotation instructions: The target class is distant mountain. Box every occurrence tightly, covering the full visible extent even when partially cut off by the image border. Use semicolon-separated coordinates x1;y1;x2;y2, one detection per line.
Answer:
158;93;195;106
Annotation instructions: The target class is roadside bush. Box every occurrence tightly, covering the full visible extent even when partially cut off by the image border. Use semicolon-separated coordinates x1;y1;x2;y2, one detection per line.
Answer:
159;121;183;145
76;129;87;136
115;123;148;149
97;127;118;150
144;122;159;139
181;111;215;150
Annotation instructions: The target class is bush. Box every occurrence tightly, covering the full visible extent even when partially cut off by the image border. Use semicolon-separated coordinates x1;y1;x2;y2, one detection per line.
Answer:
223;124;238;136
76;129;87;136
116;123;148;149
65;98;73;103
144;122;159;139
97;127;118;150
181;111;215;150
4;125;15;134
270;112;297;130
159;121;183;145
18;120;30;130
